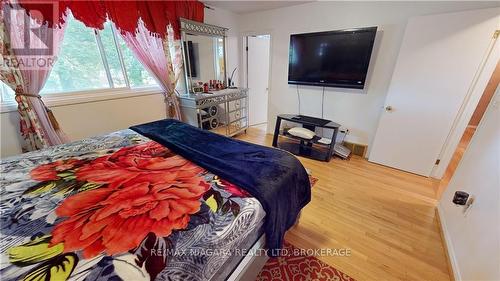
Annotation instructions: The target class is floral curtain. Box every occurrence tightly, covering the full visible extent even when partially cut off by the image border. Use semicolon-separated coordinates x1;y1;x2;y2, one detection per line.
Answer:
120;21;183;120
165;26;185;119
0;3;69;152
16;0;204;121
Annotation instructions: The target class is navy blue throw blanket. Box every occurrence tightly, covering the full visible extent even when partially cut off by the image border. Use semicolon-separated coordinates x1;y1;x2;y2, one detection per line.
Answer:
130;119;311;256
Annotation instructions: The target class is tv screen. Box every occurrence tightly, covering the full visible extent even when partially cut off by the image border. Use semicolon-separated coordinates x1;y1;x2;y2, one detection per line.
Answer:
183;41;197;77
288;27;377;89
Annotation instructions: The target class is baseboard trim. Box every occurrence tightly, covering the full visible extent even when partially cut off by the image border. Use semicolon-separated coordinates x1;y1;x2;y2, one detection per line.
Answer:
436;204;460;281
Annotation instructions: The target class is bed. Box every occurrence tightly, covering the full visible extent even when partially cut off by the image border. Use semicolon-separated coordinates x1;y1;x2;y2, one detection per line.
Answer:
0;119;311;281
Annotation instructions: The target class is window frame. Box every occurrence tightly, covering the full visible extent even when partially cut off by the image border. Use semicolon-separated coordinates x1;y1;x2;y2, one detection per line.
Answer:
94;29;115;89
0;85;163;113
1;82;12;104
110;24;131;88
1;19;162;113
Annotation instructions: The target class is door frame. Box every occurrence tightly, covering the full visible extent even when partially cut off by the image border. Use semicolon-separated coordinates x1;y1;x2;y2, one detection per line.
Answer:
241;30;273;129
431;32;499;179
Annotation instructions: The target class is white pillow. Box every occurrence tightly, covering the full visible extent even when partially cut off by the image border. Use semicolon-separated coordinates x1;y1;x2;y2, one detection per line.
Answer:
288;127;316;139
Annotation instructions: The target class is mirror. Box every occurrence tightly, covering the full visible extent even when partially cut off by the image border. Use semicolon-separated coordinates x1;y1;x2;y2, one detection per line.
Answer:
180;18;228;94
184;34;225;83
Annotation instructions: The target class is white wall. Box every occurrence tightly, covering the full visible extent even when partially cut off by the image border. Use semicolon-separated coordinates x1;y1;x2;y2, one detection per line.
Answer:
0;6;240;158
0;93;168;158
438;89;499;281
238;1;499;147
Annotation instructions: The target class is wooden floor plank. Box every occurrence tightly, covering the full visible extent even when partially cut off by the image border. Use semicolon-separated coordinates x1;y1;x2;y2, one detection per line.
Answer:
235;124;451;281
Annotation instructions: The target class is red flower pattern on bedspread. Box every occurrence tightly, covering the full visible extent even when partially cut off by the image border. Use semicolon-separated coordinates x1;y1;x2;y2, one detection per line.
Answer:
46;141;211;258
75;141;204;189
30;159;85;181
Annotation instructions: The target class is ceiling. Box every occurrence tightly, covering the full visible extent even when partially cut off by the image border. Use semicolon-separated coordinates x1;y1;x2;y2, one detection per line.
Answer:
203;1;314;14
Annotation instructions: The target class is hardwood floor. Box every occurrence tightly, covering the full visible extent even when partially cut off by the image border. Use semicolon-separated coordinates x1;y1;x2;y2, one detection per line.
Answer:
236;124;451;281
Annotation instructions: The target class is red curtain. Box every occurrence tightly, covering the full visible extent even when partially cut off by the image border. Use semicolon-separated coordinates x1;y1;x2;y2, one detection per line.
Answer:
17;0;204;39
66;1;107;30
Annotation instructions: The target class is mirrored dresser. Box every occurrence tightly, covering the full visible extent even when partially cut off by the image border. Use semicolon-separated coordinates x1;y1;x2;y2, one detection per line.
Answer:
179;88;248;137
178;18;248;137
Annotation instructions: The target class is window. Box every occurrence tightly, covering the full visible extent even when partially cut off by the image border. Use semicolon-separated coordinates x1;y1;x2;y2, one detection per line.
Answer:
0;14;161;112
40;14;159;95
214;38;225;81
115;34;158;88
99;21;127;88
42;15;109;94
0;82;15;103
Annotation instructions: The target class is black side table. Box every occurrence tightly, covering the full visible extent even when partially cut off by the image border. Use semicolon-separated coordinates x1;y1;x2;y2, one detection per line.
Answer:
272;114;341;161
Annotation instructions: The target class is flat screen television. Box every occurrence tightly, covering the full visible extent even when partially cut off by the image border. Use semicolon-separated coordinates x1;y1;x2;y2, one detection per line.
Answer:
183;41;197;77
288;27;377;89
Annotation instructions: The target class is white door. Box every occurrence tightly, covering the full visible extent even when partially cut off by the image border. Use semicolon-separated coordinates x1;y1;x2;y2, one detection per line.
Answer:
369;8;499;176
247;35;270;126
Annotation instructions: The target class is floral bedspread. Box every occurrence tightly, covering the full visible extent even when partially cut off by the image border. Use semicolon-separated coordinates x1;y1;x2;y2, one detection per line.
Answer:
0;130;265;281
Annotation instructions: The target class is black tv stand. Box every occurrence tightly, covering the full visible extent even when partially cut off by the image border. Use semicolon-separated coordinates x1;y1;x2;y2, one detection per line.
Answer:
272;114;341;161
291;115;331;127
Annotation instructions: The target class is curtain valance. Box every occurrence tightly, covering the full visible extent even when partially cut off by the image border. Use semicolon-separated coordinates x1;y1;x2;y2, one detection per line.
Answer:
17;0;204;39
1;0;203;152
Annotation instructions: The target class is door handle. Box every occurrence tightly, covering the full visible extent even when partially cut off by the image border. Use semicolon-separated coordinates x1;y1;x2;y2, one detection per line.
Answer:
385;106;393;112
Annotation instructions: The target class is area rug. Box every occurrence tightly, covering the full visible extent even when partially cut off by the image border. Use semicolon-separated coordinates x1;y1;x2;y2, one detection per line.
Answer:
309;175;318;187
256;242;355;281
256;177;355;281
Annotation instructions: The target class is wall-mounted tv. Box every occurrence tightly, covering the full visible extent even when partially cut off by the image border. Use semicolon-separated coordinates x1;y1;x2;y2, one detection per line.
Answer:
288;27;377;89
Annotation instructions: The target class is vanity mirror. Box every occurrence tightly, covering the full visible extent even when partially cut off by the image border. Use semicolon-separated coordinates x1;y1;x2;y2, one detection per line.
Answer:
180;18;227;94
178;18;249;137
